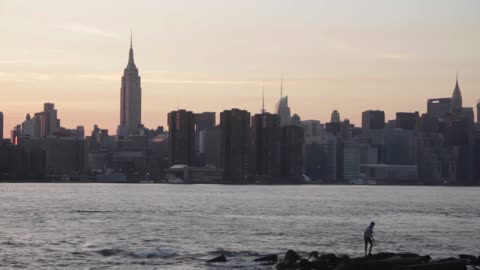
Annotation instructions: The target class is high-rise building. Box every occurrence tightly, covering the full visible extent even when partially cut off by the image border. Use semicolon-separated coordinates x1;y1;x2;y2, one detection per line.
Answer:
275;96;291;127
10;125;21;145
415;113;443;184
119;36;142;136
22;114;36;138
395;112;419;130
331;110;341;123
168;110;195;166
205;127;222;168
451;74;463;113
362;110;386;162
384;128;416;165
195;112;216;131
220;109;251;183
39;103;60;137
476;100;480;124
194;112;216;152
279;125;304;183
362;110;385;130
427;98;452;118
341;119;353;140
302;120;323;142
250;113;281;180
343;141;360;181
274;77;291;127
290;114;301;127
43;138;85;174
0;112;3;140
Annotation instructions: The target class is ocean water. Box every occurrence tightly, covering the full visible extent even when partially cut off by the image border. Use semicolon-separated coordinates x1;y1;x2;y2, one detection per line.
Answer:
0;183;478;269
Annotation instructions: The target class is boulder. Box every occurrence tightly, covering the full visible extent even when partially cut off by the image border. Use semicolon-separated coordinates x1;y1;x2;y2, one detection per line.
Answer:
284;249;302;265
459;254;476;260
334;255;427;270
458;254;479;265
308;251;319;260
206;254;227;263
319;253;338;265
254;254;278;262
275;261;288;270
392;260;466;270
311;258;329;270
297;258;313;270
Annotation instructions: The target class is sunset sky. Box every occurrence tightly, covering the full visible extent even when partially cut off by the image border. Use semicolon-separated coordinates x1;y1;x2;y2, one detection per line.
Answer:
1;0;479;137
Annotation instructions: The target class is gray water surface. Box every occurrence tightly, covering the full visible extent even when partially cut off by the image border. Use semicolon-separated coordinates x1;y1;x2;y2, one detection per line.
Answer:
0;184;479;269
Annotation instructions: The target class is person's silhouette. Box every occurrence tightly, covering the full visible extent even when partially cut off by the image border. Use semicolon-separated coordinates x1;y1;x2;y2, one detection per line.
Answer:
364;221;375;256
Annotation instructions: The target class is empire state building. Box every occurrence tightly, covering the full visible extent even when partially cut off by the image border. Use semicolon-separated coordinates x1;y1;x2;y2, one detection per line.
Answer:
118;36;142;136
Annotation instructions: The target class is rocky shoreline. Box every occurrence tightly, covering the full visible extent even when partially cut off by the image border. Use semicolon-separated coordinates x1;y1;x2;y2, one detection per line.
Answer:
207;250;480;270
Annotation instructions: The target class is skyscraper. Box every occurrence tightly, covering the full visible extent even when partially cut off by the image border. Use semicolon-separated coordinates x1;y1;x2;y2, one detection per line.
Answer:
396;112;419;130
0;112;3;140
427;98;452;118
168;110;195;166
220;109;251;183
279;125;304;183
451;74;463;113
476;100;480;124
119;35;142;136
331;110;341;123
250;112;281;180
274;76;291;127
40;103;60;137
194;112;216;153
362;110;385;130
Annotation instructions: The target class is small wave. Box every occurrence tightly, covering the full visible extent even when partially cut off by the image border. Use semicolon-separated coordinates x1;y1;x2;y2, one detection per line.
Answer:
72;210;114;213
128;248;177;259
95;248;177;259
207;249;261;257
96;248;126;257
1;241;22;247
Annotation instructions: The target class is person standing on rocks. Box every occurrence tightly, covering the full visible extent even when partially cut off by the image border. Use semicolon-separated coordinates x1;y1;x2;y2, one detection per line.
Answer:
364;221;375;256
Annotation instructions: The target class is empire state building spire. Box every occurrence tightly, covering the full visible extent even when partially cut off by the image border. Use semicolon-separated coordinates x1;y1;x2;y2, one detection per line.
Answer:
127;32;136;68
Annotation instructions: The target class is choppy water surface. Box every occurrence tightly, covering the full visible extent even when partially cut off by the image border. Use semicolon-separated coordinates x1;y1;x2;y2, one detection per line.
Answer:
0;184;479;269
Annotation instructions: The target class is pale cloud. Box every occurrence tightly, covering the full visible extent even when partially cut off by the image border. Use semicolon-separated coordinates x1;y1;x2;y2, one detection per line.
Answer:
142;78;258;85
55;23;120;39
0;72;16;80
0;72;53;81
73;73;119;81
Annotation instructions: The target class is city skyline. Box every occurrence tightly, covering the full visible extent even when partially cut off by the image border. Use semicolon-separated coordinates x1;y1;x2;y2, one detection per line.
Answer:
2;0;480;137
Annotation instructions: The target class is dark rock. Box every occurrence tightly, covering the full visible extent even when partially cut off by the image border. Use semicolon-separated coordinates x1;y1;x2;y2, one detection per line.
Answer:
284;249;302;265
254;254;278;262
392;260;467;270
206;254;227;263
459;254;476;261
275;261;288;270
319;253;338;264
435;257;458;263
338;255;350;261
297;258;313;270
372;252;397;260
334;256;427;270
398;252;420;258
308;251;319;260
311;258;329;270
459;254;479;265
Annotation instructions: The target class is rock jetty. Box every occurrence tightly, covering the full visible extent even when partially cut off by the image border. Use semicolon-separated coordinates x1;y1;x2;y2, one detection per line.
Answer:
205;249;480;270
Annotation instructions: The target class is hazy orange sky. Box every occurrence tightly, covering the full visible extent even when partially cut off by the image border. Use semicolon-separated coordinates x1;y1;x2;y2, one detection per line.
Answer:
1;0;480;138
